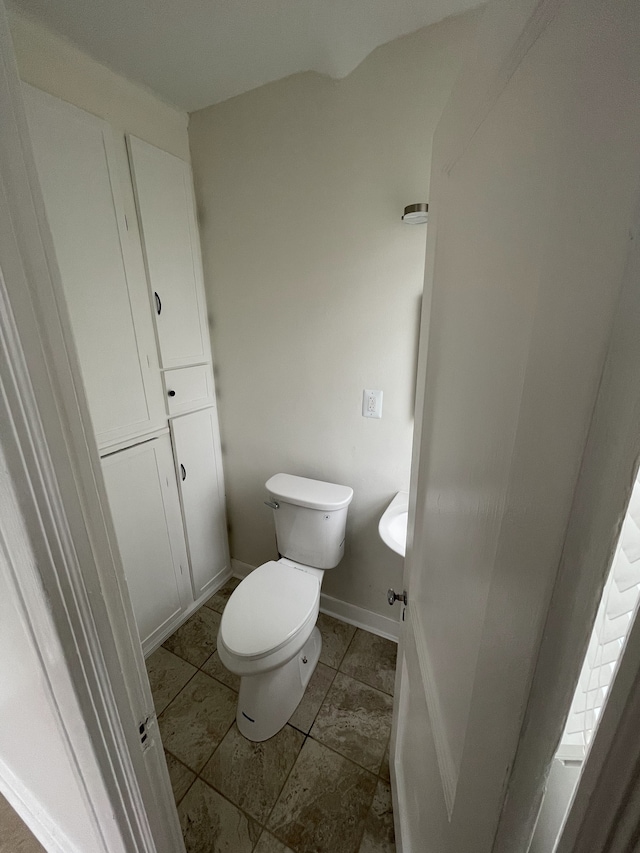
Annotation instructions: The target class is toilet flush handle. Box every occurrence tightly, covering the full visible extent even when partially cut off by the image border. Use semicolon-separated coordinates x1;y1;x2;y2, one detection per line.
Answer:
264;500;280;510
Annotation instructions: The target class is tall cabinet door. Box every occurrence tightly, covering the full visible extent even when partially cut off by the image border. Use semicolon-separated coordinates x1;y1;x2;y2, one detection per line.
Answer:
102;436;191;652
23;85;165;450
128;135;210;369
171;409;230;598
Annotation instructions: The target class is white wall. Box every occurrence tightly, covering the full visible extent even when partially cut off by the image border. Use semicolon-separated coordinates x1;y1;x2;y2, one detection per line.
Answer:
189;12;479;618
0;459;106;853
7;10;189;160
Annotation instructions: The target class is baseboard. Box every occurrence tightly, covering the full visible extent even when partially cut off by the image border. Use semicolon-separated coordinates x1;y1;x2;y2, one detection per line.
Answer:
231;559;400;643
231;558;255;579
320;593;400;642
143;567;233;657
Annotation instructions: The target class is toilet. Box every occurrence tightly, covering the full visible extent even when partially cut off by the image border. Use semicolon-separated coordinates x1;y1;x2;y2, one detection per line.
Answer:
217;473;353;741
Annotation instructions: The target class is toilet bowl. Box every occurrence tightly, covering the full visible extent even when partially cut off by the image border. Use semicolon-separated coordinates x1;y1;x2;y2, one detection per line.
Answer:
218;559;323;740
217;473;353;741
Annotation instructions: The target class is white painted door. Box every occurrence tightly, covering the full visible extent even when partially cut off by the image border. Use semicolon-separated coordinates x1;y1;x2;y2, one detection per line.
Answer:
23;85;165;450
127;135;210;369
171;408;230;598
102;436;192;652
390;1;640;851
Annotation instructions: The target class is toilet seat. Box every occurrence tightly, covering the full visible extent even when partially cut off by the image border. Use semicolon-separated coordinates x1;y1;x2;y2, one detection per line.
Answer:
219;561;320;662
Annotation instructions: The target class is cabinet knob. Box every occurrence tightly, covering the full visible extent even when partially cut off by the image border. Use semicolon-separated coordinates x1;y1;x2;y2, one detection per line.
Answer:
168;390;176;397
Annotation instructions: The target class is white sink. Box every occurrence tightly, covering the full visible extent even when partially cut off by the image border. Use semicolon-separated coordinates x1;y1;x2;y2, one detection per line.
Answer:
378;491;409;557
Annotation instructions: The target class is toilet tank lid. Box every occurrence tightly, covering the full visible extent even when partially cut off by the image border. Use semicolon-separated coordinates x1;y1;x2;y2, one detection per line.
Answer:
266;473;353;511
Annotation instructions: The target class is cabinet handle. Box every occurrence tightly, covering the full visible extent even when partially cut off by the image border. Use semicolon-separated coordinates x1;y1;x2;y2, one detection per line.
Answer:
180;464;186;481
168;390;176;397
154;292;162;315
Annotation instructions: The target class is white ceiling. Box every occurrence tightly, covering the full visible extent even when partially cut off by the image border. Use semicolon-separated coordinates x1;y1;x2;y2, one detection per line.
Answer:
9;0;483;111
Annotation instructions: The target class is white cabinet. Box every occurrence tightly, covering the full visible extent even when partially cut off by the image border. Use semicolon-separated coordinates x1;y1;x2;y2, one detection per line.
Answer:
171;409;230;598
163;365;215;416
24;86;231;651
102;436;191;652
23;86;165;451
128;135;210;369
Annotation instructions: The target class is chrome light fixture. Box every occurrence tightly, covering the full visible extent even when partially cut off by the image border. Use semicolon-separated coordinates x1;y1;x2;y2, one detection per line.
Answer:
402;203;428;224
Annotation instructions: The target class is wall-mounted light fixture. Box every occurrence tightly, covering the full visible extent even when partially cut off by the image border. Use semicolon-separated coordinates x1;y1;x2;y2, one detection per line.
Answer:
402;203;428;224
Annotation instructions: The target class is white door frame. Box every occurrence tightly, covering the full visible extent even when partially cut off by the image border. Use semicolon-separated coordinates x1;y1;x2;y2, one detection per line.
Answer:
0;5;184;851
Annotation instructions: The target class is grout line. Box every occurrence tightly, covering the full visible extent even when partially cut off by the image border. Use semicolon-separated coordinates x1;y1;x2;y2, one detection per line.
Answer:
176;773;198;809
195;773;262;832
161;747;198;808
304;730;381;779
334;667;395;698
163;704;386;852
268;732;379;853
156;646;393;768
342;626;358;662
197;713;236;776
163;602;395;692
354;784;378;853
194;727;308;838
165;642;394;702
175;736;384;853
334;630;356;671
260;725;307;840
155;666;201;719
155;604;394;848
379;732;392;781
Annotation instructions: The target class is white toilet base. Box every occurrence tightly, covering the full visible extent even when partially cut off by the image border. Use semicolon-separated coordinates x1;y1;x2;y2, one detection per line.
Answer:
236;626;322;741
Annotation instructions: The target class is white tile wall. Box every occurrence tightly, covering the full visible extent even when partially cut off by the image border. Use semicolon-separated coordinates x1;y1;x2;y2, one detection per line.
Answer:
557;472;640;760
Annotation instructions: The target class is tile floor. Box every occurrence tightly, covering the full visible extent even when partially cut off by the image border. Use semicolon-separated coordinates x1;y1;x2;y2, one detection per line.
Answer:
146;576;397;853
0;794;45;853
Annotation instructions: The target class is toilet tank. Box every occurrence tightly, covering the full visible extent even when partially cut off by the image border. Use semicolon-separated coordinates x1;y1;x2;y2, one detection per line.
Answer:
265;474;353;569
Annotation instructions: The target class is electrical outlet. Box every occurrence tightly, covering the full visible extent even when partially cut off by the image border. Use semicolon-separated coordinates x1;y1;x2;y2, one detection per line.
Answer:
362;389;383;419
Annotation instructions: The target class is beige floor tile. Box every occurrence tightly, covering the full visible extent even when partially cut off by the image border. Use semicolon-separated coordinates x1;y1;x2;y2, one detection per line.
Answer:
255;831;295;853
204;576;241;614
158;671;236;772
379;741;391;783
317;613;356;669
359;780;395;853
162;607;221;667
289;662;336;733
201;723;304;823
178;779;260;853
164;751;196;805
201;650;240;692
161;611;396;853
0;794;45;853
268;738;376;853
311;673;393;773
340;630;397;696
146;646;197;715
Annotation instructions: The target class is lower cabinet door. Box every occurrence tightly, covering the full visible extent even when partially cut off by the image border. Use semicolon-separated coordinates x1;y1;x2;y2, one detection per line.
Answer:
170;408;230;598
102;435;192;651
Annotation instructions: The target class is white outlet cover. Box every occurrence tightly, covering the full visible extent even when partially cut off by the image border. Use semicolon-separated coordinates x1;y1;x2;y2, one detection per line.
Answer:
363;389;383;419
